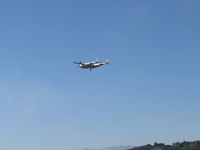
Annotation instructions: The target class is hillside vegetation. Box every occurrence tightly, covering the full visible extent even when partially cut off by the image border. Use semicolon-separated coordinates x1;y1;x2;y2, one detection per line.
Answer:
128;141;200;150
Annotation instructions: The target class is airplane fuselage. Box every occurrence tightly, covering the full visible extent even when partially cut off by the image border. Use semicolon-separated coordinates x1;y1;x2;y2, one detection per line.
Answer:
80;62;103;69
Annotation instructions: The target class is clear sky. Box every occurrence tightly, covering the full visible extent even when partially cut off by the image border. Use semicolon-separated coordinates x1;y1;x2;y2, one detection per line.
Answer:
0;0;200;150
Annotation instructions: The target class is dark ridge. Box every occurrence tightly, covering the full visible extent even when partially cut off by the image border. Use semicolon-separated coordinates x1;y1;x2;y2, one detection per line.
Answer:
128;140;200;150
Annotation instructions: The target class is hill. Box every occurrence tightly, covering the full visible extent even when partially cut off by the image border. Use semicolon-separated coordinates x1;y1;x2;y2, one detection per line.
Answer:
128;140;200;150
80;145;133;150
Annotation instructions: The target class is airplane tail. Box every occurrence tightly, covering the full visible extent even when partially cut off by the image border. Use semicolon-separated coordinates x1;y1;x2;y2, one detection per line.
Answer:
95;58;109;64
105;58;109;64
95;58;100;63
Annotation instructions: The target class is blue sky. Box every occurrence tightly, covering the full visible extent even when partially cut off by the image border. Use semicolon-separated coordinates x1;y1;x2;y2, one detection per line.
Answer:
0;0;200;150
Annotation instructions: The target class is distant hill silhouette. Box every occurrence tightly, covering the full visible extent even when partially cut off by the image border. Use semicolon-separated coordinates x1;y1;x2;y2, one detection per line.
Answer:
128;140;200;150
80;145;133;150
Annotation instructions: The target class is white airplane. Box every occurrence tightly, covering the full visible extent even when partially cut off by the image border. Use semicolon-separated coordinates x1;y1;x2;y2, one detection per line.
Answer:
73;58;109;71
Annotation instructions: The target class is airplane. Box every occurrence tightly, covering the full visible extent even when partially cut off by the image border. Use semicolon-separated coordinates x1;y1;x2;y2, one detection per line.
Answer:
73;58;109;71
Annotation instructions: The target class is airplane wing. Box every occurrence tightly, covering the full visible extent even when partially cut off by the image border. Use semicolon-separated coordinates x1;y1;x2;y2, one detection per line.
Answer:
73;61;82;64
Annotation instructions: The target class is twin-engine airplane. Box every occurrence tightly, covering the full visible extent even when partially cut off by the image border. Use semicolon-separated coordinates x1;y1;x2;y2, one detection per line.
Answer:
73;58;109;71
